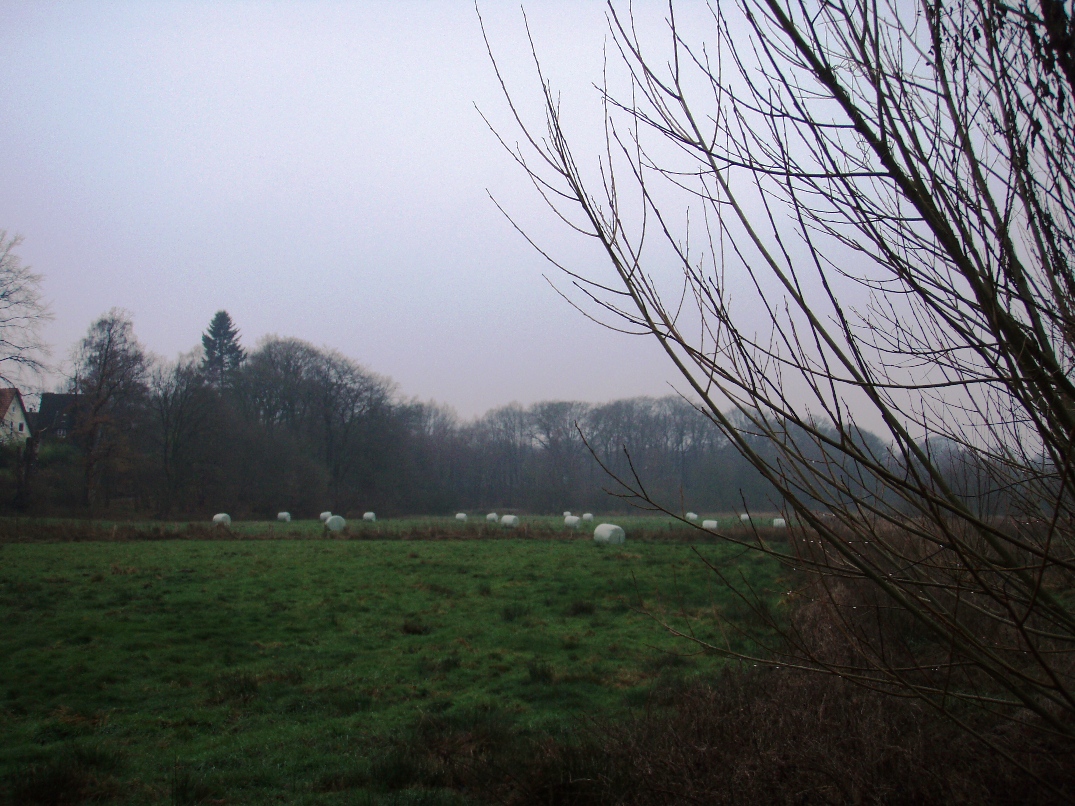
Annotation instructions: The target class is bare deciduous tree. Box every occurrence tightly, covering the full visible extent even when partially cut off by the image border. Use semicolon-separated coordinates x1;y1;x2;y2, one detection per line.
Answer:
238;336;394;512
485;0;1075;760
150;352;213;515
0;230;50;385
71;309;148;509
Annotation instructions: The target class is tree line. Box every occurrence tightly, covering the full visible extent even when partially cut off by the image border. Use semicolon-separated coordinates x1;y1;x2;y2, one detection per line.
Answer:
0;308;802;519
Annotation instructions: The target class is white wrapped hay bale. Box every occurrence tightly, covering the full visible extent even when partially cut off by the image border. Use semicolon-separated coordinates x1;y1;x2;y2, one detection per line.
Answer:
702;519;718;530
362;511;376;522
773;518;787;528
686;512;698;522
563;511;572;517
500;514;519;528
319;511;332;523
277;512;291;522
455;513;467;521
325;514;346;532
582;513;593;522
212;513;231;526
740;513;751;522
486;512;499;522
564;515;581;529
593;523;625;545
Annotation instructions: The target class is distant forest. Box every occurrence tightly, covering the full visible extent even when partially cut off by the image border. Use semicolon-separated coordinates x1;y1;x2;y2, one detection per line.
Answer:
0;309;880;519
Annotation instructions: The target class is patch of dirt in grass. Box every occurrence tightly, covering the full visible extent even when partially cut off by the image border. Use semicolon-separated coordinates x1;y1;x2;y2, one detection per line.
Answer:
402;619;432;635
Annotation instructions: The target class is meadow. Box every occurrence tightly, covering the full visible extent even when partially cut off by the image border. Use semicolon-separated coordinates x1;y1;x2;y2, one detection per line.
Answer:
0;517;786;804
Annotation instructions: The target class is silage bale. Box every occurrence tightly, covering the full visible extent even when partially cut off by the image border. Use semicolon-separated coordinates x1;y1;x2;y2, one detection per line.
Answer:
500;514;519;528
486;512;499;522
702;519;718;530
582;513;593;522
773;518;787;528
212;513;231;526
686;512;698;522
563;511;572;517
740;513;751;522
277;512;291;522
593;523;625;545
455;513;467;521
564;515;581;529
319;511;332;523
363;512;376;522
325;514;346;532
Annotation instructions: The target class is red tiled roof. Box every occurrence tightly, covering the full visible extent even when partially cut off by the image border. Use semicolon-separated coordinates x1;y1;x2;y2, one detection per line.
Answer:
0;388;17;421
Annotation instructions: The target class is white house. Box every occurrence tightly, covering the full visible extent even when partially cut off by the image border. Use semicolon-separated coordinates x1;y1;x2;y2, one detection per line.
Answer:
0;388;30;443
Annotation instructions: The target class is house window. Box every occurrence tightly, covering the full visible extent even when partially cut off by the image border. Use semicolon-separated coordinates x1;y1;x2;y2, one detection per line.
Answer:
18;423;23;432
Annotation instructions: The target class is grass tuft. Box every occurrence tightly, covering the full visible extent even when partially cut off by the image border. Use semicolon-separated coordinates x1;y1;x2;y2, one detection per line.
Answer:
527;658;555;684
205;670;259;704
501;603;530;622
566;599;596;616
4;742;124;806
170;760;216;806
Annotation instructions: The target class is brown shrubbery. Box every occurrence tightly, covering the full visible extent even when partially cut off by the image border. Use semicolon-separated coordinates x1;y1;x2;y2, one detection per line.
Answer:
0;519;203;544
359;664;1072;805
515;668;1072;805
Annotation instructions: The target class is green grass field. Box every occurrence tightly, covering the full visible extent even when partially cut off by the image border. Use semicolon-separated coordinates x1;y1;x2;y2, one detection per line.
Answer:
0;523;786;804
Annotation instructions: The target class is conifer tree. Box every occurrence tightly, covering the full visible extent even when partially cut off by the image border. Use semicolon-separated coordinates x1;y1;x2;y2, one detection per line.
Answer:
200;310;245;388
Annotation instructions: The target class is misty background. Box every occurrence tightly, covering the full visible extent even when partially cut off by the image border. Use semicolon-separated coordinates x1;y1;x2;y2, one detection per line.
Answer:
0;1;686;418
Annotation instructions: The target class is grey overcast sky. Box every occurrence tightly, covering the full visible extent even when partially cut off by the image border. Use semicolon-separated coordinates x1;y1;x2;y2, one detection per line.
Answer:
0;0;682;418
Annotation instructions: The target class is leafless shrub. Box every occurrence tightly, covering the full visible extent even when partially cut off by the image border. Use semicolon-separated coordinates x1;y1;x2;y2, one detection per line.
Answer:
363;661;1073;804
507;667;1074;805
484;0;1075;768
0;231;50;385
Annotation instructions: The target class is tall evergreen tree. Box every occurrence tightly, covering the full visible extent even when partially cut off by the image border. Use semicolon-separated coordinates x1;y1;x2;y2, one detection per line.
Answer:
201;310;245;388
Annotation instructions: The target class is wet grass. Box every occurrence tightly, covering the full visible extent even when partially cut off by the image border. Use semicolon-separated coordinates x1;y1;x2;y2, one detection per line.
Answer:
0;532;784;804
